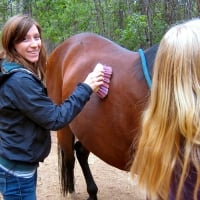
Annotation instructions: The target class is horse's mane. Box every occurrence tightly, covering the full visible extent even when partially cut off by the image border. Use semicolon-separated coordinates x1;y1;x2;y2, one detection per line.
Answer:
145;44;159;78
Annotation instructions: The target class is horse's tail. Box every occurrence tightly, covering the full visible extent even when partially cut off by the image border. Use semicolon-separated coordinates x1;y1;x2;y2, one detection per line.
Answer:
57;141;75;195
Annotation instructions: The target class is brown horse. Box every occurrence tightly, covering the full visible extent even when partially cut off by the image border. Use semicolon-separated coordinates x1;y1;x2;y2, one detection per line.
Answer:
46;32;158;200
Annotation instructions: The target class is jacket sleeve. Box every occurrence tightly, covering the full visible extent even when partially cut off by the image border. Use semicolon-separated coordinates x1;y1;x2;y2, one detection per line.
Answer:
5;72;93;130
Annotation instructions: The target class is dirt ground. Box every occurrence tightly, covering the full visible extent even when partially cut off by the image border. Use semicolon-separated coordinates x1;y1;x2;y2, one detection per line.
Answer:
0;133;146;200
36;134;146;200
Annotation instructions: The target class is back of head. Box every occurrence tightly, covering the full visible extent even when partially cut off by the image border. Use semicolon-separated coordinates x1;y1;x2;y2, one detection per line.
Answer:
131;18;200;200
153;18;200;142
155;18;200;88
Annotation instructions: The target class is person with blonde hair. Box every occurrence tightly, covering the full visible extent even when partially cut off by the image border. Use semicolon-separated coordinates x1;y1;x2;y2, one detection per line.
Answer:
131;18;200;200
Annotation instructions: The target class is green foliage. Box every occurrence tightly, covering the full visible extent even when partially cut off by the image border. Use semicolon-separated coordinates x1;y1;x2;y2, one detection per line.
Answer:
0;0;199;51
33;0;94;43
152;14;167;45
118;14;147;50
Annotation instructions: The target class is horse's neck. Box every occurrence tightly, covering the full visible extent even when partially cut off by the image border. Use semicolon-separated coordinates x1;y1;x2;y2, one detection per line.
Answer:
145;44;159;76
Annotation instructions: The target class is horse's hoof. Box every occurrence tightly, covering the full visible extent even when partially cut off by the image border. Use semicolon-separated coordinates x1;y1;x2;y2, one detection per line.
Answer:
87;196;97;200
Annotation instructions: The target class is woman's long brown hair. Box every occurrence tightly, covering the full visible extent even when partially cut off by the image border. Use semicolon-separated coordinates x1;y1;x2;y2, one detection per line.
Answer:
0;14;47;81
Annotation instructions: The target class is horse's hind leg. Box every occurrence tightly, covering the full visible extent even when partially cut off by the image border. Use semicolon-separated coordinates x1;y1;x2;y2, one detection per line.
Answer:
74;141;98;200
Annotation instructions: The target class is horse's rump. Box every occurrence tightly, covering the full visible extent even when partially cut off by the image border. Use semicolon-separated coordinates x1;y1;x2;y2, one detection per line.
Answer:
46;32;150;170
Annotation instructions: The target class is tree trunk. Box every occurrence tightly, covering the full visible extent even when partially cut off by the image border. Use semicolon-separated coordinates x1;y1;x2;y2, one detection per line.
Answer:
93;0;105;35
164;0;178;26
197;0;200;16
140;0;152;47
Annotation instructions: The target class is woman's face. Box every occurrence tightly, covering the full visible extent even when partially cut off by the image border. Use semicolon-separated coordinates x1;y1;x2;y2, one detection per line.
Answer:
14;24;41;63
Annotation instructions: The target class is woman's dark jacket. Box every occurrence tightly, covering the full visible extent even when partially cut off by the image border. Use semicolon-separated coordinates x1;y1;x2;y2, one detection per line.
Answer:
0;60;92;164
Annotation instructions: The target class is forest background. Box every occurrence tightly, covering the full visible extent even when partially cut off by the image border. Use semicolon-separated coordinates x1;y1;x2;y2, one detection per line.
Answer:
0;0;200;53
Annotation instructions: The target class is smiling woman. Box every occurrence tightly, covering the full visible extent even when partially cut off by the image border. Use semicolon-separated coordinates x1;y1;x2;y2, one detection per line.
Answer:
0;14;105;200
14;25;41;63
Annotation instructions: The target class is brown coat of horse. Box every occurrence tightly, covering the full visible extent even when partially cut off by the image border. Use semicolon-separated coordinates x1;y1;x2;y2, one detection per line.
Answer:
46;32;158;200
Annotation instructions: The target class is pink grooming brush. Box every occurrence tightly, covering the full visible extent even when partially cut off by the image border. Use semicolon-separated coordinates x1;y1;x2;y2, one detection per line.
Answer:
93;63;112;99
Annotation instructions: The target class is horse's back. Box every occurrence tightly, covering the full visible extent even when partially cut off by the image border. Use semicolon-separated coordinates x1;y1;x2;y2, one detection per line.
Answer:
46;32;149;170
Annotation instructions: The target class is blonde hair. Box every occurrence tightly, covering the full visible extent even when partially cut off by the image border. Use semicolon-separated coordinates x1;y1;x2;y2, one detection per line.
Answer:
131;19;200;200
0;14;47;81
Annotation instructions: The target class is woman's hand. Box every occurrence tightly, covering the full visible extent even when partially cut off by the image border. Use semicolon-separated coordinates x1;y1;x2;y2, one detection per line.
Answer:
83;66;104;92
